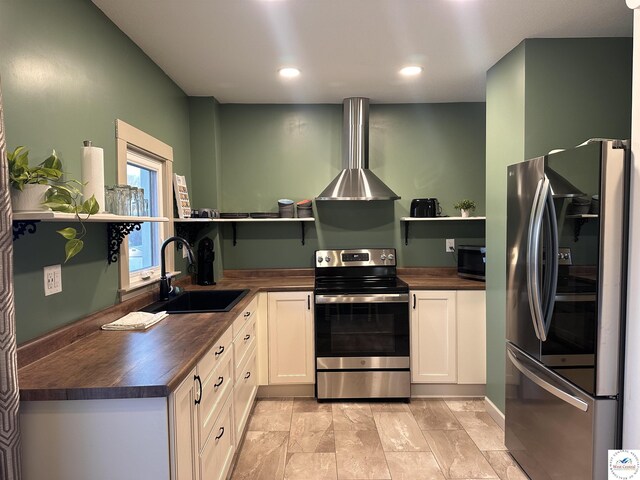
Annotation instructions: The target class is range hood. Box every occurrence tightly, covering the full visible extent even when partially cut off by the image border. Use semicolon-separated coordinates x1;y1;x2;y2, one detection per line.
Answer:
316;97;400;201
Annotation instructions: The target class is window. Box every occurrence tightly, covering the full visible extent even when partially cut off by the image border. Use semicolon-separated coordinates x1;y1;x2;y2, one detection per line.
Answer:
115;120;174;296
127;149;163;283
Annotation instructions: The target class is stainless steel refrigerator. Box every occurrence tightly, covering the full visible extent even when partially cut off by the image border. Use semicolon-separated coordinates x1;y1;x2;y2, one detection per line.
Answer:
505;139;629;480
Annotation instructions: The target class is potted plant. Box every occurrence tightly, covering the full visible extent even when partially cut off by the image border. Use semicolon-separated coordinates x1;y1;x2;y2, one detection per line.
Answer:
8;146;63;211
9;146;99;262
454;199;476;218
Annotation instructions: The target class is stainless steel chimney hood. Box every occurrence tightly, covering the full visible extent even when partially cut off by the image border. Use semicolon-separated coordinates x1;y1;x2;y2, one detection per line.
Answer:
316;97;400;201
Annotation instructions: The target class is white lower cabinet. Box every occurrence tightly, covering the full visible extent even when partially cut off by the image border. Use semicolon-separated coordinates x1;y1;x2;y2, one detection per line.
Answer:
170;369;199;480
410;290;457;383
267;291;315;384
234;349;258;439
457;290;487;384
410;289;486;385
199;393;235;480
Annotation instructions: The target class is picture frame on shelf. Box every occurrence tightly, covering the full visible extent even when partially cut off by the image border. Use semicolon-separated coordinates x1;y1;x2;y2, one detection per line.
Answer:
173;173;191;219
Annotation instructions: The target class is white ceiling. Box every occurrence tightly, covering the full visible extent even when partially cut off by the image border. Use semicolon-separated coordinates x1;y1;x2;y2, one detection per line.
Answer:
91;0;632;104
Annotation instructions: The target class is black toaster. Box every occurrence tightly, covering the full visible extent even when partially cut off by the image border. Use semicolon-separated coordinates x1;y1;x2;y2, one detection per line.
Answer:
410;198;440;217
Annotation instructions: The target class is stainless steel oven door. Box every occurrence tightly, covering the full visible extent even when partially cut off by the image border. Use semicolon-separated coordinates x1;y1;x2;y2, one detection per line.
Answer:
314;293;410;359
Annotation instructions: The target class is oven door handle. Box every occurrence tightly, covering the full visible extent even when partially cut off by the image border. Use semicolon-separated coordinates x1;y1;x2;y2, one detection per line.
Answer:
315;294;409;304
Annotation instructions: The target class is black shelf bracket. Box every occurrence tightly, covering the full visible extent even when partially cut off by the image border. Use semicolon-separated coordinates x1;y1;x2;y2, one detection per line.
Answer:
301;222;306;246
107;222;142;264
573;218;589;242
232;222;238;246
13;220;40;241
404;221;410;246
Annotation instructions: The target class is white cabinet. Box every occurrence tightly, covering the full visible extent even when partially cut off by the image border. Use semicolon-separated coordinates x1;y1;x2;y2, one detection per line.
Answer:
457;290;487;384
268;291;315;384
410;289;486;386
199;394;235;480
170;369;199;480
410;290;457;383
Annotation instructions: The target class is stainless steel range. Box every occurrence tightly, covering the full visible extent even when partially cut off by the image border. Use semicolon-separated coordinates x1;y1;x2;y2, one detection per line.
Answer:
314;248;410;400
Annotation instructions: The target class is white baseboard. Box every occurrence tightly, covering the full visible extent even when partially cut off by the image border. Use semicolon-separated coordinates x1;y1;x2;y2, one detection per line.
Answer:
484;396;505;430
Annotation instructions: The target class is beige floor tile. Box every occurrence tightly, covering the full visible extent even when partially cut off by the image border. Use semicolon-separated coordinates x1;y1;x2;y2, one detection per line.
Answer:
424;430;498;479
332;402;376;431
445;398;486;412
483;451;529;480
373;412;429;452
334;430;391;479
369;402;411;412
294;398;332;413
454;412;507;451
231;431;289;480
384;452;446;480
284;453;338;480
289;412;335;453
409;399;462;430
254;397;294;413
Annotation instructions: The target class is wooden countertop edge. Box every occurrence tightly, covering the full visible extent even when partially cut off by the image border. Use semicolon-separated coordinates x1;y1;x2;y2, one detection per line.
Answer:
18;268;483;402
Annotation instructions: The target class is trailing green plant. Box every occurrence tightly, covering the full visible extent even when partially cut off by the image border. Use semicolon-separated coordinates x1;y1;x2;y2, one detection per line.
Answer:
8;146;63;190
44;185;99;263
453;199;477;211
9;146;99;262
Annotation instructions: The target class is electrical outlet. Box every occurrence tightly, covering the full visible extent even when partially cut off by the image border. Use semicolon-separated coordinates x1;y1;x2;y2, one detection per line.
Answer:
44;264;62;296
446;239;455;252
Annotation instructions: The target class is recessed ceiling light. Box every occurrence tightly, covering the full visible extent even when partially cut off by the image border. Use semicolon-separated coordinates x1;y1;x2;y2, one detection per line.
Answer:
399;66;423;77
279;67;301;78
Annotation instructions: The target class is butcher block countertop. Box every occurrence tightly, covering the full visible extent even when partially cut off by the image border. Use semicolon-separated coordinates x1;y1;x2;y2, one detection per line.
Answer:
17;268;483;402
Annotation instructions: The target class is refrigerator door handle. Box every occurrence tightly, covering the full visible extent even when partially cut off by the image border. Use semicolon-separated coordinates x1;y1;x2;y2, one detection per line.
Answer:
507;349;589;412
540;183;559;341
526;177;548;340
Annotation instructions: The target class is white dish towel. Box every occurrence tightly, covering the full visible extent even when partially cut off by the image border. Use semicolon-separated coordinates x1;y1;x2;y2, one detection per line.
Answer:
101;311;168;331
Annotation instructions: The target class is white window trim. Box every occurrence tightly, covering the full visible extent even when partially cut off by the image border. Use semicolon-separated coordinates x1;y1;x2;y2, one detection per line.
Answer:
115;119;174;297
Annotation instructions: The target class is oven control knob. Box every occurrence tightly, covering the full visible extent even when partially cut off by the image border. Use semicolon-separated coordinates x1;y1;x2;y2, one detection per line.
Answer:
325;256;331;263
317;257;323;263
387;254;395;261
380;254;387;260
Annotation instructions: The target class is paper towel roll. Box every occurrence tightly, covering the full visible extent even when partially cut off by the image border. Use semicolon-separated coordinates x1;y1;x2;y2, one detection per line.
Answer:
81;142;105;213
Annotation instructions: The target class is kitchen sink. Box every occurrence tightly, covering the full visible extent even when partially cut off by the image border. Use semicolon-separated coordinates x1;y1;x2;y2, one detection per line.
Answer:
142;289;249;314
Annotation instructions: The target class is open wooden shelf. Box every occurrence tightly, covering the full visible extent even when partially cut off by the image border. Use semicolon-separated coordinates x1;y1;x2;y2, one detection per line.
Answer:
400;216;486;245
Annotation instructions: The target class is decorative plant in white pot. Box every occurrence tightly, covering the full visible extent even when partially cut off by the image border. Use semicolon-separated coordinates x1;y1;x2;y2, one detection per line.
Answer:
8;146;63;211
453;199;476;218
9;146;99;261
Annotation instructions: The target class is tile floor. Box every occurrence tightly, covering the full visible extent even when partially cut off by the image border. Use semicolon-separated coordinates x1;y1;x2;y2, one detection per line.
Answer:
230;397;529;480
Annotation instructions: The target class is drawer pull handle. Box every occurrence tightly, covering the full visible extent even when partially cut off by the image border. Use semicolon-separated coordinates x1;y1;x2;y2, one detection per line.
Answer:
245;371;251;379
244;334;251;341
215;427;225;441
244;311;251;318
413;293;416;309
214;376;224;388
194;375;202;405
214;346;225;356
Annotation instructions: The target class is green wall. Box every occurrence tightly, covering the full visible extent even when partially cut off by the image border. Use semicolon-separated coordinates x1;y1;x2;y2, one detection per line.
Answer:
1;0;192;343
485;38;632;413
211;103;486;269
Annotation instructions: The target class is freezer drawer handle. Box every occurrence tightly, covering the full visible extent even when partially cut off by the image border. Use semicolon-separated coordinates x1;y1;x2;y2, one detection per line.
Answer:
507;349;588;412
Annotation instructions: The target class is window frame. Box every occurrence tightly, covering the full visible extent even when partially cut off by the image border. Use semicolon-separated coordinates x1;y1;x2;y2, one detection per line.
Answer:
115;119;174;296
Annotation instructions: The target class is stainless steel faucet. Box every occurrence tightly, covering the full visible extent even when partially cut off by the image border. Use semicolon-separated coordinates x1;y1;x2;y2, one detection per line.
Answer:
160;236;195;301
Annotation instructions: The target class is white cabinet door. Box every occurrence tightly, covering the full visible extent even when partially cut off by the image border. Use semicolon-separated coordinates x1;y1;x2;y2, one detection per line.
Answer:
410;290;457;383
268;291;315;384
457;290;486;384
170;368;199;480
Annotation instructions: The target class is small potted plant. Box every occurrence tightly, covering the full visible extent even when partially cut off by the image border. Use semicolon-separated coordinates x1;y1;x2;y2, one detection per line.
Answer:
9;146;99;261
8;146;63;211
454;199;476;218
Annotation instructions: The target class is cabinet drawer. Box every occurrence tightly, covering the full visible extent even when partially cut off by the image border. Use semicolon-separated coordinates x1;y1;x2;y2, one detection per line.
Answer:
199;326;233;383
234;349;257;441
234;316;256;379
199;393;235;480
232;295;258;339
198;347;233;450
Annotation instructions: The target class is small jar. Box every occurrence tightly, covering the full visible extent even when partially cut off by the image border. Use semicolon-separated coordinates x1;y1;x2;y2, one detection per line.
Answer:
104;186;115;214
137;188;146;216
114;184;131;216
130;187;140;216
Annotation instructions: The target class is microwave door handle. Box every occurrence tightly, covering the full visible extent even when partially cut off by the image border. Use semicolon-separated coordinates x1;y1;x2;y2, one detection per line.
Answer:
527;177;547;340
507;349;588;412
540;183;559;341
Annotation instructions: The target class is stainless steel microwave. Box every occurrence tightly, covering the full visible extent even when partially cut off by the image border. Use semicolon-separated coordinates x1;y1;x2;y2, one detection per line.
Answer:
457;245;486;281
